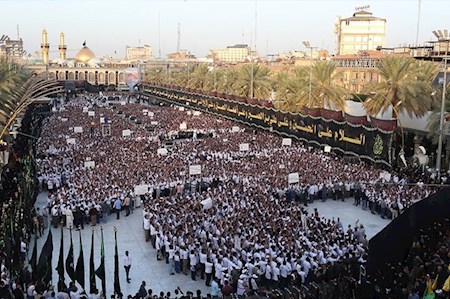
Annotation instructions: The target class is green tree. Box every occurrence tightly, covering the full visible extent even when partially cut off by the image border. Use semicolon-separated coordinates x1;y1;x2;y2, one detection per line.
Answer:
233;64;271;99
307;61;349;110
363;57;436;118
145;67;166;85
426;87;450;144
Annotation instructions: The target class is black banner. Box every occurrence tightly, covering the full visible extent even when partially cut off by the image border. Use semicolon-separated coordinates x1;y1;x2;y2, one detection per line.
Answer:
143;85;393;166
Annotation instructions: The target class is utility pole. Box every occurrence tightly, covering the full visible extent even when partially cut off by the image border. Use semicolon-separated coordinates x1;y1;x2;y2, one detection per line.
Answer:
177;23;181;53
303;41;317;107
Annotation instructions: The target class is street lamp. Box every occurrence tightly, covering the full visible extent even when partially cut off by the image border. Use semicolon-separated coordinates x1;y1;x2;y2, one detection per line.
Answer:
303;41;317;107
433;30;449;178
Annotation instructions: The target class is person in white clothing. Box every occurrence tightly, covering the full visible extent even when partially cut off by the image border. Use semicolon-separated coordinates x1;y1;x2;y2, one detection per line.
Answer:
123;251;132;283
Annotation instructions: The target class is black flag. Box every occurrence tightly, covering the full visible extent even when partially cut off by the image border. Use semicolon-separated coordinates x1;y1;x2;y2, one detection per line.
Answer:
66;228;75;282
55;226;66;291
113;228;121;296
75;231;85;290
89;229;96;294
30;234;38;281
83;40;86;47
95;228;106;297
36;228;53;286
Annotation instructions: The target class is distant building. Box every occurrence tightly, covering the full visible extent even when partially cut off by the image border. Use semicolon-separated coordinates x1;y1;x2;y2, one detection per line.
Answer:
209;44;252;64
126;45;152;61
335;10;386;55
332;50;390;93
0;35;24;61
167;50;196;61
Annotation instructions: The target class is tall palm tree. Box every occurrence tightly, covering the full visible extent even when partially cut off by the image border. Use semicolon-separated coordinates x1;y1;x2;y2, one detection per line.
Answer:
220;68;239;95
426;87;450;144
308;61;349;110
0;58;28;95
233;64;271;99
188;64;212;92
145;67;166;85
363;57;436;118
0;70;61;140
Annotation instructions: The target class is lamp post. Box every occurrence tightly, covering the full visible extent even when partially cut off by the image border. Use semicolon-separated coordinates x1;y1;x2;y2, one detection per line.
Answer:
436;37;449;179
303;41;317;107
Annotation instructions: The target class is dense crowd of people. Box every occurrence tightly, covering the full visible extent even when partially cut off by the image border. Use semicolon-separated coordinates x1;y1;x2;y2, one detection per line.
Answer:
0;93;448;299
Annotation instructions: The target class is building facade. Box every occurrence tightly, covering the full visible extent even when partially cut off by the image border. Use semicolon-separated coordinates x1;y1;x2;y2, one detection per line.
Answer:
332;50;389;93
126;45;152;61
209;44;251;64
0;36;24;61
335;11;386;55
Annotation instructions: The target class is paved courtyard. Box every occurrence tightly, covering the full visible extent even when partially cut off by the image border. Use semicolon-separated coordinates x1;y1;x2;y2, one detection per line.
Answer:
31;192;389;296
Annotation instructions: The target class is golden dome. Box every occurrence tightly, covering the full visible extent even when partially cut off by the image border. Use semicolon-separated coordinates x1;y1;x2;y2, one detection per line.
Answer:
75;46;95;63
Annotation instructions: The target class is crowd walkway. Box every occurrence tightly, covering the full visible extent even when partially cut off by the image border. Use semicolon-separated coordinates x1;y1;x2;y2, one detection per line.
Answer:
30;191;389;297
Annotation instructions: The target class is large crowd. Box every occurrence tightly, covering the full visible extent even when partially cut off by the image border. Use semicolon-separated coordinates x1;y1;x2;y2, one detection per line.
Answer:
0;92;448;299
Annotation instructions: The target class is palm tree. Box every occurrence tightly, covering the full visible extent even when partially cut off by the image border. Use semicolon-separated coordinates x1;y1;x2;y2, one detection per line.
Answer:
233;64;271;99
188;64;212;92
308;61;349;110
220;68;239;95
145;67;166;85
0;69;61;140
363;57;436;118
426;87;450;144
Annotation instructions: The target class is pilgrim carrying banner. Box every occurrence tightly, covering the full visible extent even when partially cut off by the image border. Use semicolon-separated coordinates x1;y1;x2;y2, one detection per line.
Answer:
143;85;393;165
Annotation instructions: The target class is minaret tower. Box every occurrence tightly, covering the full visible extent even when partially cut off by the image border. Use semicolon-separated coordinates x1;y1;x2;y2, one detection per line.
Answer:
58;32;67;60
40;29;50;64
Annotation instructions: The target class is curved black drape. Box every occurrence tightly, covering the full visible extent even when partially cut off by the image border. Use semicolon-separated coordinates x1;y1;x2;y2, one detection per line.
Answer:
367;187;450;275
142;85;394;166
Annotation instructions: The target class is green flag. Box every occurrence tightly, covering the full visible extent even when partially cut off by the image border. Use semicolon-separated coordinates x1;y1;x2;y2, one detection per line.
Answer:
95;228;106;297
75;231;85;290
89;229;96;294
66;229;75;282
55;226;66;291
113;229;121;296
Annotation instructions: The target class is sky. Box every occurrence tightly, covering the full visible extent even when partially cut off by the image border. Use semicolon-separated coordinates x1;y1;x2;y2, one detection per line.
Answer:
0;0;449;59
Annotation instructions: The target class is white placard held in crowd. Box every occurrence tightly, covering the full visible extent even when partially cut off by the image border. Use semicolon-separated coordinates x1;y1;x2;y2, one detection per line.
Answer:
282;138;292;146
134;184;149;196
148;112;155;117
61;118;68;122
100;117;105;124
189;164;202;175
193;111;201;116
88;111;95;117
157;148;168;156
201;198;213;210
83;107;89;113
179;122;187;130
122;129;131;137
84;161;95;169
324;145;331;153
232;126;240;133
66;138;76;145
74;126;83;133
279;164;285;169
239;143;250;151
179;107;185;111
288;172;299;184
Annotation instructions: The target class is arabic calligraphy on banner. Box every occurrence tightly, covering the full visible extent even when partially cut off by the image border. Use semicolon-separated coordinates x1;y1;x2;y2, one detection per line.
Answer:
143;85;393;165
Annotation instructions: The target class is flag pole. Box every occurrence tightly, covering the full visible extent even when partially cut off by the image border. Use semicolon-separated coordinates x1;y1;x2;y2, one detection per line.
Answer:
89;227;96;294
113;226;121;297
